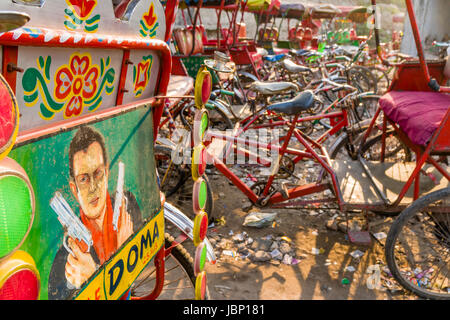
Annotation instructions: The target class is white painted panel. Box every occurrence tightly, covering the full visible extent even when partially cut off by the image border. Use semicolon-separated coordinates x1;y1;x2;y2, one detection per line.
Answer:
16;46;123;131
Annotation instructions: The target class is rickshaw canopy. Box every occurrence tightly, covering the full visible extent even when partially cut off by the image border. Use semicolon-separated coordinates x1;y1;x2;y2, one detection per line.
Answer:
347;6;372;23
307;4;341;19
277;3;305;19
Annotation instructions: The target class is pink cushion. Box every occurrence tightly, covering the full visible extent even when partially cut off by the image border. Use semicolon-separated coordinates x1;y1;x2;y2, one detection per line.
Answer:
379;91;450;146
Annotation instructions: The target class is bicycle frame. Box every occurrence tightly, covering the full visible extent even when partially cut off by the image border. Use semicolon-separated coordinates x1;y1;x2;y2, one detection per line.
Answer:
203;87;358;209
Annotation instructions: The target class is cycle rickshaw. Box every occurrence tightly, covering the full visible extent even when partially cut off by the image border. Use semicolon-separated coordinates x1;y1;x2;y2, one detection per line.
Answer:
0;0;216;300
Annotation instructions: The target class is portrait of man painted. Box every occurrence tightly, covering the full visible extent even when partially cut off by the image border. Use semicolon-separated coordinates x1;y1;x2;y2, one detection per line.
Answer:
48;126;143;300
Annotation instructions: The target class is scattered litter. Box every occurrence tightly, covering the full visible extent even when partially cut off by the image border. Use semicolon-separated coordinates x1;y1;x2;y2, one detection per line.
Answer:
341;278;350;285
311;248;325;255
270;249;283;260
282;254;293;265
311;230;319;236
228;230;234;236
279;242;291;254
280;236;292;242
350;249;365;259
243;212;278;228
372;232;387;240
251;250;271;262
345;266;356;272
216;216;226;226
214;285;232;291
232;233;246;243
222;250;236;257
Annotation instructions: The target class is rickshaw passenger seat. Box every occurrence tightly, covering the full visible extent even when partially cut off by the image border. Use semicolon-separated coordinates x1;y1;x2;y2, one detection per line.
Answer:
267;90;315;115
379;91;450;146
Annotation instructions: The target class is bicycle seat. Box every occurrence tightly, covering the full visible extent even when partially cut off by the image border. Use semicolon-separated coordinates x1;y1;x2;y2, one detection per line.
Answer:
267;90;315;115
290;49;309;56
282;59;312;73
249;81;298;95
264;53;286;62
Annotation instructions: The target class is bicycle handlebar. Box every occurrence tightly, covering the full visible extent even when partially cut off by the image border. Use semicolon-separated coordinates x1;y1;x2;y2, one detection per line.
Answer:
321;78;358;93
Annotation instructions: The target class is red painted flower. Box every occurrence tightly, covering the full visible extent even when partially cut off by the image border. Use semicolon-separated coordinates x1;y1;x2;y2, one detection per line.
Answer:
54;54;99;118
67;0;97;19
142;3;157;28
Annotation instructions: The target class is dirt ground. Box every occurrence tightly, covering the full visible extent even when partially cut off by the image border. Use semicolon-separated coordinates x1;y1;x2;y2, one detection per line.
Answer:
166;167;420;301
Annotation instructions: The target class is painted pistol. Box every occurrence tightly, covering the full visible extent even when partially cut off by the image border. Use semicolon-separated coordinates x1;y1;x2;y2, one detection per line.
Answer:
113;161;127;231
50;191;93;256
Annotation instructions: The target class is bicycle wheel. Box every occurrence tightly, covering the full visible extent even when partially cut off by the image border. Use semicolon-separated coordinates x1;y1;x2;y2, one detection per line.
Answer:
385;187;450;300
354;94;381;121
155;144;187;197
130;233;209;299
349;65;376;93
359;130;412;162
370;66;390;95
169;173;215;224
328;120;372;160
181;102;233;132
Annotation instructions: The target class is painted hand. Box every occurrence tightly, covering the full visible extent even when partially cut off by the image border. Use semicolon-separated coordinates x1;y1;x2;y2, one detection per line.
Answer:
65;237;97;289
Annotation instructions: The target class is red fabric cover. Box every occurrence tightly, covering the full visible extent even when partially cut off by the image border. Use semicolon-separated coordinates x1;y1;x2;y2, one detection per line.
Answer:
114;0;131;18
379;91;450;146
173;28;188;55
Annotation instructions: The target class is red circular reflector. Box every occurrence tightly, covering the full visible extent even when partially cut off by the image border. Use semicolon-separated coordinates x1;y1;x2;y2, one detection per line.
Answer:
201;73;211;106
194;67;212;108
0;269;39;300
0;75;19;160
193;211;208;246
191;144;207;181
195;271;207;300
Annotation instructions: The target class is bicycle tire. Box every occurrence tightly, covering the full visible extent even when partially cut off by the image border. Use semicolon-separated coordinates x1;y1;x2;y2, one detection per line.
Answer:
354;94;381;122
385;187;450;300
181;102;233;131
155;144;186;197
130;233;210;300
349;65;377;93
370;66;390;95
359;130;412;162
328;120;372;160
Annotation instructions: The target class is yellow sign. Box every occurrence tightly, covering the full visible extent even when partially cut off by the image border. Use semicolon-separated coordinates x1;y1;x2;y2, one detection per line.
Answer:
75;209;165;300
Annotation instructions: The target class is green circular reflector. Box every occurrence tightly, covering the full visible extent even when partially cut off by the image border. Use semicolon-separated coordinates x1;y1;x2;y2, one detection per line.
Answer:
0;175;33;259
200;111;208;140
193;178;208;213
194;242;208;276
198;179;207;209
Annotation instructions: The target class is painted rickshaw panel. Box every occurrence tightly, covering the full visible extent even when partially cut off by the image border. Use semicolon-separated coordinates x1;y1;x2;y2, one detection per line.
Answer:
0;0;171;300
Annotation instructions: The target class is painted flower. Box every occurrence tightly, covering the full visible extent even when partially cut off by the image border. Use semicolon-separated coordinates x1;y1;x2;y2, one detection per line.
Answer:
133;56;153;97
54;54;99;118
66;0;97;19
142;3;157;29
